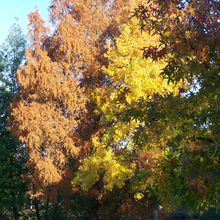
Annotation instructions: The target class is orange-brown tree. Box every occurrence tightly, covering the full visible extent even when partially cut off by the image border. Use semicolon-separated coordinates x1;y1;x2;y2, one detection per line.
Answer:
10;0;133;213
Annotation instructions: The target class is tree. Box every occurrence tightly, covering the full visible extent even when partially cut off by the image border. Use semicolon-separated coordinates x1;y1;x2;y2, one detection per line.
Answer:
0;23;26;92
72;11;184;217
10;0;220;218
0;23;27;220
132;0;220;213
74;0;220;216
10;0;134;214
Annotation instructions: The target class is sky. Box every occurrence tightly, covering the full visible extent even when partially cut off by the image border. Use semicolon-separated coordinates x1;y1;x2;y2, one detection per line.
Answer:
0;0;51;44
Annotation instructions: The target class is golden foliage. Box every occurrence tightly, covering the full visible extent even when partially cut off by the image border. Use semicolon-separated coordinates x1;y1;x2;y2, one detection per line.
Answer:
73;15;183;194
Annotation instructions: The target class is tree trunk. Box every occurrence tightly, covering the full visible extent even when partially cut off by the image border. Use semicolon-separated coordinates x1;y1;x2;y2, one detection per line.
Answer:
90;199;100;220
152;204;159;220
44;199;49;220
34;199;40;220
44;192;50;220
52;202;60;219
12;205;19;220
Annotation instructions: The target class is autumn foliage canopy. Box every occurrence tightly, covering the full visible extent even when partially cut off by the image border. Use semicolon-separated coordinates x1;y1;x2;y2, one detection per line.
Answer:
6;0;220;218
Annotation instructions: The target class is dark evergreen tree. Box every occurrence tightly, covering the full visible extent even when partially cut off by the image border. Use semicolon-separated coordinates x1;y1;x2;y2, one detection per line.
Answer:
0;22;27;220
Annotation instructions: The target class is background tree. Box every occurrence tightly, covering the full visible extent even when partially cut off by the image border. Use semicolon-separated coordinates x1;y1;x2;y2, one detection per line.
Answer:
0;23;28;220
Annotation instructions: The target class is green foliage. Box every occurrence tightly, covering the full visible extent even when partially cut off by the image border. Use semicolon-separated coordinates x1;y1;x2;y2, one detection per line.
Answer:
0;23;26;92
0;23;27;218
133;0;220;213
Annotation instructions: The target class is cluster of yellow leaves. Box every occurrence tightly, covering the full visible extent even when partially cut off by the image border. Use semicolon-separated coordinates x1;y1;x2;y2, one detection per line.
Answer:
103;17;180;105
95;17;183;149
73;137;134;191
75;16;183;193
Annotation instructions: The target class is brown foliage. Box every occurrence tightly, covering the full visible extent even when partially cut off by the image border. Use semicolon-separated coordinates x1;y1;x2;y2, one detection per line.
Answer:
10;0;133;199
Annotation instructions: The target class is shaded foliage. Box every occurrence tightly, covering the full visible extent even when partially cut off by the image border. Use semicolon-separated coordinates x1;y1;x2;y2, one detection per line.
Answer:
0;23;28;220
